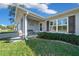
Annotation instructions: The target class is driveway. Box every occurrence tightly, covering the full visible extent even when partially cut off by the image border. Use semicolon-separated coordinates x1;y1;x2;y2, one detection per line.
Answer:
0;32;19;39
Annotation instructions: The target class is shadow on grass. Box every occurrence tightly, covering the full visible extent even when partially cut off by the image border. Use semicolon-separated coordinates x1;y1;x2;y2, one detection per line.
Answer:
25;39;49;56
0;38;11;43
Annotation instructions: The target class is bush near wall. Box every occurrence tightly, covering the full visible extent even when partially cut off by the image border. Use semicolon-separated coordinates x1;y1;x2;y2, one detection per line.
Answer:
37;32;79;45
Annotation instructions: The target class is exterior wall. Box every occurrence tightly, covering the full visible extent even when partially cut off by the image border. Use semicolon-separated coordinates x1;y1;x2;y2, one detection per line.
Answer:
39;21;47;32
75;13;79;35
27;18;40;32
15;8;25;33
27;19;47;33
48;8;79;35
47;13;79;35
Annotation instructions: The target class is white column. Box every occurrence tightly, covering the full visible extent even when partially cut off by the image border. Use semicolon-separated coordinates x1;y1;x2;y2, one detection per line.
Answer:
24;15;28;39
56;20;58;32
67;17;69;33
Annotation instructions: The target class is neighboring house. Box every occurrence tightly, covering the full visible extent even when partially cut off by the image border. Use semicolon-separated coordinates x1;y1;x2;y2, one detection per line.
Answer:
13;4;79;38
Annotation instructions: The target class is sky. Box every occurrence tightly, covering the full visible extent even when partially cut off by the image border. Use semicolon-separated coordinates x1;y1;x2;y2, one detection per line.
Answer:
0;3;79;26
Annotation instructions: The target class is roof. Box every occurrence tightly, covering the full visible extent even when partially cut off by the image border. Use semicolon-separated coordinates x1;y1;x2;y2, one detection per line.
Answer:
11;4;45;21
48;7;79;20
11;4;79;21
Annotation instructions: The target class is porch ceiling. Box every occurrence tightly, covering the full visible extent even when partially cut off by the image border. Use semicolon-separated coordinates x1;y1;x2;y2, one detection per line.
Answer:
27;13;45;22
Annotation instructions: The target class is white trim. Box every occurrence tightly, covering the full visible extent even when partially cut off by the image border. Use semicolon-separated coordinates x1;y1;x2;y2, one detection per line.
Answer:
56;20;58;32
67;17;69;33
24;15;28;38
50;17;68;33
57;17;68;33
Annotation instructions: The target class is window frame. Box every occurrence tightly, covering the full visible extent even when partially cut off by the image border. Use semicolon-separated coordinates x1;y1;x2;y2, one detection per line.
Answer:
50;17;68;33
58;18;68;33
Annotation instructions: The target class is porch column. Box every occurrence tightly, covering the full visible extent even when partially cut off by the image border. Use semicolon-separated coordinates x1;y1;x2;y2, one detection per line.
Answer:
24;14;28;39
56;20;58;32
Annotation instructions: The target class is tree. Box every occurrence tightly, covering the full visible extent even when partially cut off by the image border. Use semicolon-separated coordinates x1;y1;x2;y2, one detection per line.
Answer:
8;5;16;24
7;25;16;30
0;25;6;30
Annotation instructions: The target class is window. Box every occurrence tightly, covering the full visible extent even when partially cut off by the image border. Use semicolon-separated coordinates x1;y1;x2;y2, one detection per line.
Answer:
58;19;67;25
50;22;53;25
50;20;56;31
40;23;42;31
53;20;56;25
58;25;67;32
50;18;68;33
58;18;67;32
53;26;56;31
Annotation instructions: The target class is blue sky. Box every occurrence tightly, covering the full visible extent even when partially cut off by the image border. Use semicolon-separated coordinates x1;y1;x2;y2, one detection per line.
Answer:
0;3;79;25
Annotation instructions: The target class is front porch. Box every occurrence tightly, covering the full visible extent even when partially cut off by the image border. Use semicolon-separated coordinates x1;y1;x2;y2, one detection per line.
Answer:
15;5;45;38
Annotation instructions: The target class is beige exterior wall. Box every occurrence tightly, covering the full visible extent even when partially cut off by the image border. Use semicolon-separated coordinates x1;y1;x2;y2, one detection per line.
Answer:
15;8;26;32
27;18;40;32
39;21;47;32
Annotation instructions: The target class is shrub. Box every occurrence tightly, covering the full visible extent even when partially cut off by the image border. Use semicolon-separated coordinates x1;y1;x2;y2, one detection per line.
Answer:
37;32;79;45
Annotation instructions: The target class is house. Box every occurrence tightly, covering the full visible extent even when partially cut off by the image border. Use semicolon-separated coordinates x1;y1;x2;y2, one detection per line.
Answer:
14;4;46;38
13;4;79;38
48;7;79;35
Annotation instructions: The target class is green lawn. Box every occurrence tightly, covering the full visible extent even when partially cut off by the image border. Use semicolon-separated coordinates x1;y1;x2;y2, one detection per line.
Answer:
0;40;34;56
0;29;15;33
0;38;79;56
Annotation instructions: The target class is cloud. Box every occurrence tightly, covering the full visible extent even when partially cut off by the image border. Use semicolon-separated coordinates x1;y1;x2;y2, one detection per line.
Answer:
0;3;57;14
24;3;57;14
0;4;8;9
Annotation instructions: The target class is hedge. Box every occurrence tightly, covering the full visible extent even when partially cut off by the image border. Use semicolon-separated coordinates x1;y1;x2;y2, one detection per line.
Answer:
37;32;79;45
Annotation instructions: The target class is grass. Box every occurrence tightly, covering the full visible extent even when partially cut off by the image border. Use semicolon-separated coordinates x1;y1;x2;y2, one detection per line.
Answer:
0;40;35;56
25;38;79;56
0;38;79;56
0;30;15;34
